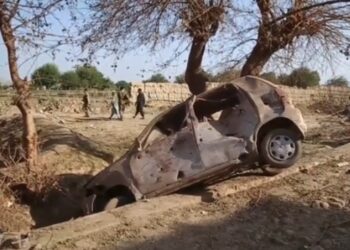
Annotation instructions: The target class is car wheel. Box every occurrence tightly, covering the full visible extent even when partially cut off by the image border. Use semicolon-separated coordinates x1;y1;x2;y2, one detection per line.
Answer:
92;195;130;213
259;128;302;172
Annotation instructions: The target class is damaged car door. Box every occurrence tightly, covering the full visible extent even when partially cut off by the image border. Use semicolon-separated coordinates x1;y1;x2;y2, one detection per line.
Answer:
191;98;249;169
129;97;204;195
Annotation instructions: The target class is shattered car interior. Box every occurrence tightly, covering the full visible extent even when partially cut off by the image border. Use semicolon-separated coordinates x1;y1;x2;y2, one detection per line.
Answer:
83;76;307;213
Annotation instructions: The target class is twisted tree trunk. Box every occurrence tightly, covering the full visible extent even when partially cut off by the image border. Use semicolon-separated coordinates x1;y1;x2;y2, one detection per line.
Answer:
241;42;276;76
184;1;224;95
185;36;209;95
0;9;38;167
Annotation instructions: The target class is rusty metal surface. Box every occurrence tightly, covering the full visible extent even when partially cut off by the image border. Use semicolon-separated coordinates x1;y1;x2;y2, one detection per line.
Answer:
83;76;307;210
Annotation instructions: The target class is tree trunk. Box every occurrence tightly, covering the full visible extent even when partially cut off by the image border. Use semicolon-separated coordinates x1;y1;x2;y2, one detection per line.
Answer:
240;42;276;77
15;93;38;167
185;36;209;95
0;13;38;167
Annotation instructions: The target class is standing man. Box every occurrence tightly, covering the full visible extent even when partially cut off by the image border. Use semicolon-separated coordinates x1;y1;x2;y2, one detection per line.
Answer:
82;88;90;117
109;91;121;120
117;87;126;121
133;88;145;119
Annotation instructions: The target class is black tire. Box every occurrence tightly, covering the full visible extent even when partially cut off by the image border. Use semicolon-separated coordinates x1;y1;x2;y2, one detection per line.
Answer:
259;128;302;171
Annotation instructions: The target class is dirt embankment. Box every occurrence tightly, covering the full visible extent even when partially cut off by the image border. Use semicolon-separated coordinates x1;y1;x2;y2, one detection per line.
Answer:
49;150;350;250
0;110;158;233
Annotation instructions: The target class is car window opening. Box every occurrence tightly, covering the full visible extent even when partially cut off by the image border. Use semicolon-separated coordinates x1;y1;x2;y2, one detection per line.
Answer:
156;84;240;135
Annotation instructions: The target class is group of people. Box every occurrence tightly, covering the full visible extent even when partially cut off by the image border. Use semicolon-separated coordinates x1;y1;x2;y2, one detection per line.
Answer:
82;87;146;120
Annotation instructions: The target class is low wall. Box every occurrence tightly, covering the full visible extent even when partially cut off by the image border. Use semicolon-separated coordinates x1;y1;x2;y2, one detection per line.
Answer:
0;83;349;114
136;82;350;105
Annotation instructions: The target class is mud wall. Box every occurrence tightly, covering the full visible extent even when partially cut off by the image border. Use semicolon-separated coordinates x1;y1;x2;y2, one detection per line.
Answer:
134;83;350;107
0;83;349;114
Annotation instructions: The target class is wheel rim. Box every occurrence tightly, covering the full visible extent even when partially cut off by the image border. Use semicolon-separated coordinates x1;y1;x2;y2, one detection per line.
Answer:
268;134;296;161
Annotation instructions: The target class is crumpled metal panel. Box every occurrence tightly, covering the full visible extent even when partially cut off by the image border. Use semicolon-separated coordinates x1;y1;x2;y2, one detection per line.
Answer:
192;121;248;167
130;126;203;194
130;93;256;194
219;91;260;139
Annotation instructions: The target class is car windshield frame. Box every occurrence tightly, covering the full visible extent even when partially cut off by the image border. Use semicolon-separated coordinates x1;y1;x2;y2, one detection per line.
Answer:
135;82;251;147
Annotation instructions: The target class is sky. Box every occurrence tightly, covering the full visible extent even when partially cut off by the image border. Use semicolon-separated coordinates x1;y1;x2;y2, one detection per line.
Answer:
0;40;197;84
0;42;189;84
1;2;350;85
0;2;190;85
2;39;350;85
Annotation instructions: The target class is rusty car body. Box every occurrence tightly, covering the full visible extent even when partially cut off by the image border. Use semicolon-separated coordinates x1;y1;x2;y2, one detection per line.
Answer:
83;76;307;213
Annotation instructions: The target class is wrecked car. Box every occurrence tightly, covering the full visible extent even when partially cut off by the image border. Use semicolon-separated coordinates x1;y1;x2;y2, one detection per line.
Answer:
83;76;307;213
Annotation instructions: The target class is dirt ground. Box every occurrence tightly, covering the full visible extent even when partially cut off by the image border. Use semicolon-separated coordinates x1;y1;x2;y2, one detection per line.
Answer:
0;106;168;232
58;155;350;250
1;105;350;249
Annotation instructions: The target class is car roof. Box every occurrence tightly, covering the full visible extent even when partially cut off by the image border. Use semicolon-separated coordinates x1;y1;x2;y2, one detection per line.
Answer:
230;75;278;93
136;76;279;145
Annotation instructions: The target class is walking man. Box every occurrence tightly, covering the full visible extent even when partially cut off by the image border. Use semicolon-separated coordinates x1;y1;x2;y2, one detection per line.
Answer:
82;88;90;117
133;88;145;119
117;87;127;121
109;92;121;120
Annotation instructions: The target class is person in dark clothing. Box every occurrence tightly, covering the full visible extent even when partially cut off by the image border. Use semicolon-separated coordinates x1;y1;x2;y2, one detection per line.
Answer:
82;88;90;117
133;88;145;119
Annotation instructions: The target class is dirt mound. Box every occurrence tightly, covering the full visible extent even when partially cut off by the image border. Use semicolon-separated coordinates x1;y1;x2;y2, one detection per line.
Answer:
0;114;114;171
0;114;118;232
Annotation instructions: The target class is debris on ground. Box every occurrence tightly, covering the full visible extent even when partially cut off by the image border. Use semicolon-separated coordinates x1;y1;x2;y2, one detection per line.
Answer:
336;162;349;167
0;232;30;250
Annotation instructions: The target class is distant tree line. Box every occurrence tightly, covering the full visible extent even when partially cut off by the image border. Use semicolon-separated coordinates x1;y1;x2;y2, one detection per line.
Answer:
31;63;133;90
0;79;12;89
260;68;321;88
260;68;349;88
175;67;349;88
0;81;5;89
31;64;349;90
143;73;169;83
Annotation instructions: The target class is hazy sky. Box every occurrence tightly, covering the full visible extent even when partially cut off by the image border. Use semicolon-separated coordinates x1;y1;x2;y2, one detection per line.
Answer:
1;3;350;85
2;42;349;85
0;43;189;83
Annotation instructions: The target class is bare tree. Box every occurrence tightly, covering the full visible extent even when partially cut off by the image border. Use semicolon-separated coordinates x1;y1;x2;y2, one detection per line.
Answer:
79;0;228;95
182;1;225;94
0;0;70;167
240;0;350;76
80;0;350;94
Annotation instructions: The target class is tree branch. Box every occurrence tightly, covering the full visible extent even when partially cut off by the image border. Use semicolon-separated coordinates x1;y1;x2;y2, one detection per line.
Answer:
268;0;350;26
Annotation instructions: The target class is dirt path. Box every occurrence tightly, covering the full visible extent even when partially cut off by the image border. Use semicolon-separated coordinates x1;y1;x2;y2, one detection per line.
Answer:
54;111;157;159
